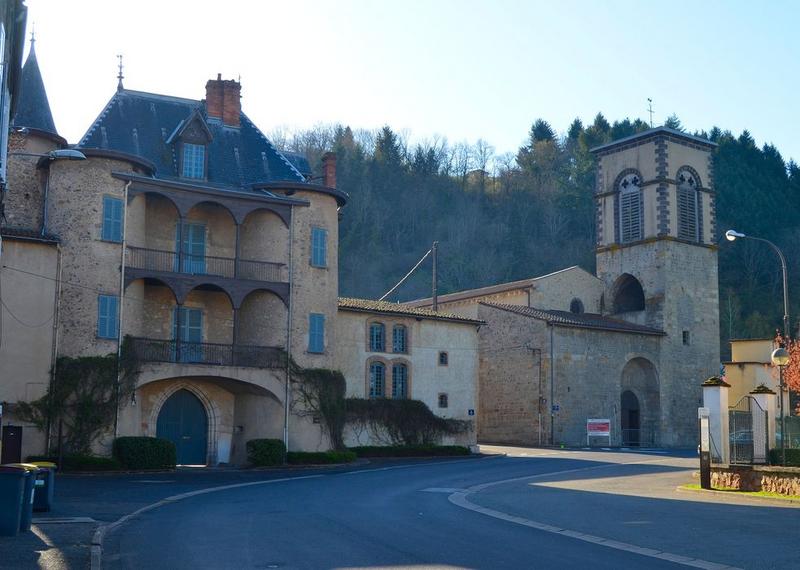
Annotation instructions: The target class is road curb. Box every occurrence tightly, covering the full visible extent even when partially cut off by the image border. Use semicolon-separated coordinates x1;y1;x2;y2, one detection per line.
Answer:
676;485;800;506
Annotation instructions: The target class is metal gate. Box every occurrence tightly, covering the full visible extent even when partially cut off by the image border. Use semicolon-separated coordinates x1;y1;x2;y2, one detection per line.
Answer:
729;396;768;464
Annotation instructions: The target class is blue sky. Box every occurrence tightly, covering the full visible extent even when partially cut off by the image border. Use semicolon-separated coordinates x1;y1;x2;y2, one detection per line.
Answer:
24;0;800;163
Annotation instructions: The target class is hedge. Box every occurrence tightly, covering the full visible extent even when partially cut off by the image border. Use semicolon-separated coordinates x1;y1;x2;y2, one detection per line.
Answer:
286;451;357;465
114;437;176;470
27;454;122;472
247;439;286;466
769;448;800;467
349;444;471;458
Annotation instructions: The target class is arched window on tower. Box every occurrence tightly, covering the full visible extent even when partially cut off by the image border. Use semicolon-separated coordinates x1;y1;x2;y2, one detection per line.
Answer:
677;167;701;242
612;273;645;313
617;172;643;243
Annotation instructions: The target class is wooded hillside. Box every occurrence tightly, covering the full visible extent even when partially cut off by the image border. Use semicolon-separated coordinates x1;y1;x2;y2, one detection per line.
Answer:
272;114;800;358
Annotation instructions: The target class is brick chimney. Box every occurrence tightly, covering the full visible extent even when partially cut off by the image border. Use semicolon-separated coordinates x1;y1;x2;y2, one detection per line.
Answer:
205;74;241;127
322;152;337;188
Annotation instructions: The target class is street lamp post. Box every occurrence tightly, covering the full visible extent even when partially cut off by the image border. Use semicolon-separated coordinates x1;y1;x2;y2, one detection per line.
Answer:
772;347;790;466
727;229;791;466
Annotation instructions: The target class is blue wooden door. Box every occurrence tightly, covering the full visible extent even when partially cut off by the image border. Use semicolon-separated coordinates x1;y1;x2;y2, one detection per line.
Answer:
156;390;208;465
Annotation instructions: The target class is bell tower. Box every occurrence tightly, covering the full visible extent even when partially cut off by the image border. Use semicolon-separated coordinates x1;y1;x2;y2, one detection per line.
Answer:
591;127;720;446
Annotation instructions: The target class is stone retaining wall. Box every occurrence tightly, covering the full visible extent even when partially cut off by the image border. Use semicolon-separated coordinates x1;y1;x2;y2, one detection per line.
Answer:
711;464;800;496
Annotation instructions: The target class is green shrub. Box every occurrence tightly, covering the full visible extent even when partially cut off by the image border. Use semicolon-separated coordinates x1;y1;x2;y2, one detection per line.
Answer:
28;454;122;471
247;439;286;466
113;437;176;470
769;448;800;467
286;451;357;465
349;444;471;458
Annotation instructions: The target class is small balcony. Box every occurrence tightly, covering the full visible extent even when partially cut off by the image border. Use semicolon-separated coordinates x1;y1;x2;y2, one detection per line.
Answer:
126;246;285;283
129;337;286;369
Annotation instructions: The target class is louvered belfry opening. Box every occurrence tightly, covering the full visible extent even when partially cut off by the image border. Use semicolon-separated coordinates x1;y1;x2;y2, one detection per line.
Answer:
618;173;643;243
676;167;700;242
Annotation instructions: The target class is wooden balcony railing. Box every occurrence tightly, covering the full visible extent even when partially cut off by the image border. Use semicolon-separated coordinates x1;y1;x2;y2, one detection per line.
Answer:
125;246;285;282
129;337;286;369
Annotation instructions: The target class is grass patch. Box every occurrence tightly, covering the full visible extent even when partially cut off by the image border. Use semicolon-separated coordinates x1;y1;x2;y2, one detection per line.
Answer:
286;451;357;465
681;483;800;500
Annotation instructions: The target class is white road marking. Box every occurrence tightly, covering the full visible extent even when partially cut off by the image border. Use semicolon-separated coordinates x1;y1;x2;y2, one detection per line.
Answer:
447;457;742;570
33;516;96;524
421;487;465;493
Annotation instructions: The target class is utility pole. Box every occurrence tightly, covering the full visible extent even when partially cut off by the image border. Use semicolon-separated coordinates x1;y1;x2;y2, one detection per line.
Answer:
432;241;439;312
647;98;654;128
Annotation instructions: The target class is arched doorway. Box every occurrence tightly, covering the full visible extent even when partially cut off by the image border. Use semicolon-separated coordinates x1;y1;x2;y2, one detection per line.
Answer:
156;389;208;465
621;390;640;446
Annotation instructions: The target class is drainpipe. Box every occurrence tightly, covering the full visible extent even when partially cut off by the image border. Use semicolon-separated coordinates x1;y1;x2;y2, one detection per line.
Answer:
549;323;555;446
284;206;294;452
113;180;131;439
40;164;51;236
45;244;63;454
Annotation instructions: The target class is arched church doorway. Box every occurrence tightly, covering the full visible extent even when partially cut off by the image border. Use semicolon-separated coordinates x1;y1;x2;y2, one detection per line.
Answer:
156;389;208;465
621;390;640;446
620;357;659;446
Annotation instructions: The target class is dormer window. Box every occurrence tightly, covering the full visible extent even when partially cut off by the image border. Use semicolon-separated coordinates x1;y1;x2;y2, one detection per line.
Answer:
182;143;206;179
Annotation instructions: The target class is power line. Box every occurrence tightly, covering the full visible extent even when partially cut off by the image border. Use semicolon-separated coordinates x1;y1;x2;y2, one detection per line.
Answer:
379;248;432;301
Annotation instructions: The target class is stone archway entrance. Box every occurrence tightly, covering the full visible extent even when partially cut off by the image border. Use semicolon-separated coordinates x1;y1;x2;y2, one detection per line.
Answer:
156;389;209;465
620;357;659;446
621;390;641;446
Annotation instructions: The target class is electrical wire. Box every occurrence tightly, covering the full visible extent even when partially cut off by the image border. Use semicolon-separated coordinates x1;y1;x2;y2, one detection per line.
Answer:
378;248;432;301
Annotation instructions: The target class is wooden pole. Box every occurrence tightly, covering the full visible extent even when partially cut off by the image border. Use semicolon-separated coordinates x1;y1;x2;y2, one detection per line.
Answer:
432;241;438;312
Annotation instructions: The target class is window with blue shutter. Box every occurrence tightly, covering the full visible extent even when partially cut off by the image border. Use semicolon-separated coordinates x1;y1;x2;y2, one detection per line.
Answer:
97;294;119;339
102;196;123;242
311;227;327;267
308;313;325;353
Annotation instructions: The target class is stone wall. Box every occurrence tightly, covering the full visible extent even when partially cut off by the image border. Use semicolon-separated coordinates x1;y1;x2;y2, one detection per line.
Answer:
4;131;59;230
711;465;800;496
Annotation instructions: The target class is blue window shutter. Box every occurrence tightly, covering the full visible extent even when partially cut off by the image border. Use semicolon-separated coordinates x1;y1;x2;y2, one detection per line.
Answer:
311;227;327;267
102;196;123;242
98;295;118;338
309;313;325;353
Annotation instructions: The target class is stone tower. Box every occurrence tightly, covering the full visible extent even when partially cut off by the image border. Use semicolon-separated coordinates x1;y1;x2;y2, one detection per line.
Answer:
591;127;720;447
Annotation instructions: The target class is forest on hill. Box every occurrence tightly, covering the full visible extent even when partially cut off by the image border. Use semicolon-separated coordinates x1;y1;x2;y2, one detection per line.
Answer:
271;114;800;358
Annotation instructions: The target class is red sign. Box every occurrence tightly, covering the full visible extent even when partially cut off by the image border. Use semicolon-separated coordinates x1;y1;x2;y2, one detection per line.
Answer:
587;419;611;437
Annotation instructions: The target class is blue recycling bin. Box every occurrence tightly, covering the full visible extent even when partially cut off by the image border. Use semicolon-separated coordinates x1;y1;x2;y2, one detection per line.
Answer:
0;465;27;536
31;462;56;512
6;464;37;532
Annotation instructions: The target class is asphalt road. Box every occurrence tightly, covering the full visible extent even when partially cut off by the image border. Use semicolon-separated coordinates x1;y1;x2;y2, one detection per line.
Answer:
101;448;800;570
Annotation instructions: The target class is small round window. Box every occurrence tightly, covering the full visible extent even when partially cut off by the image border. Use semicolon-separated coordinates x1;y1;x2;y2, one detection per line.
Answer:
570;298;584;314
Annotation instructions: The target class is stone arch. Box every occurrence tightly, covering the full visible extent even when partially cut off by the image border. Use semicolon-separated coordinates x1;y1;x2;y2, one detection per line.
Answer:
238;289;288;347
620;357;659;446
240;208;290;267
148;380;220;464
184;200;238;261
611;273;645;314
569;298;584;314
123;277;180;339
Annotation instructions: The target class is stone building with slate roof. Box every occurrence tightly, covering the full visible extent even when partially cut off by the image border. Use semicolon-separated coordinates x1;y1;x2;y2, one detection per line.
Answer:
410;127;720;448
1;39;481;463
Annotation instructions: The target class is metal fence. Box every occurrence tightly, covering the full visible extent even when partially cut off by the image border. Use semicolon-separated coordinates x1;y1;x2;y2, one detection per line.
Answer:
777;415;800;449
621;428;656;447
126;246;285;282
129;337;285;369
729;395;769;464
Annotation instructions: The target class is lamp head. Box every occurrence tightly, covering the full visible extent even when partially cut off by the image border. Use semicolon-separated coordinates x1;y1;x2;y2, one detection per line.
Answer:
771;347;790;367
725;229;745;242
48;149;86;161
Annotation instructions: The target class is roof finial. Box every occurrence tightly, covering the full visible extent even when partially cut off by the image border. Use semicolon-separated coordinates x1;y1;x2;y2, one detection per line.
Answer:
116;54;124;91
29;22;35;48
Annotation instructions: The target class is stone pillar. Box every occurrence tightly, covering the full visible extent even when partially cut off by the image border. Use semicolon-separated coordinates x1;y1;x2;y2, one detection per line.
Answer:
750;385;777;452
702;376;730;464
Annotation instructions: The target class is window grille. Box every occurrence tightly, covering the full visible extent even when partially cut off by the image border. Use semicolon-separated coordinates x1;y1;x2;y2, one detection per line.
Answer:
392;325;407;353
438;351;449;366
392;363;408;399
369;362;385;398
438;393;449;408
369;323;385;352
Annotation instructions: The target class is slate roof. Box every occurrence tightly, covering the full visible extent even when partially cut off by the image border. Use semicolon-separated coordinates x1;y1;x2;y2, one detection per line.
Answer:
590;126;716;154
338;297;483;325
11;41;58;134
481;302;665;336
77;89;307;188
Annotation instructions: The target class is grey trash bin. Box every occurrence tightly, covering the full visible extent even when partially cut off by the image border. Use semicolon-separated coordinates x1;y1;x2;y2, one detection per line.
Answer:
0;466;27;536
6;464;37;532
